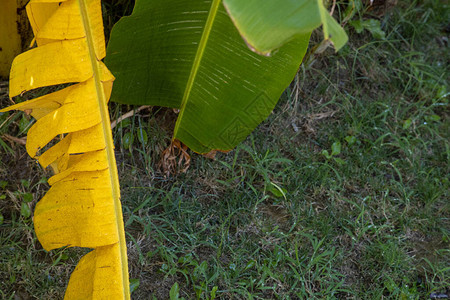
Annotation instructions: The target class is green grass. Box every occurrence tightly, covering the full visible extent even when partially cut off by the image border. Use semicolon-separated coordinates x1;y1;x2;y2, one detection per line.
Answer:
1;0;449;299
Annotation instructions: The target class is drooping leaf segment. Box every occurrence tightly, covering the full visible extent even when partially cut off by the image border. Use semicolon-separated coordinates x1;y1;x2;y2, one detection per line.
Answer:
1;0;130;298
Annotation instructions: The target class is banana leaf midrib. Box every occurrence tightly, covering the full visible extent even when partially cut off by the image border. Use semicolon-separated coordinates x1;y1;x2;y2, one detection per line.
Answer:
78;0;129;298
172;0;221;141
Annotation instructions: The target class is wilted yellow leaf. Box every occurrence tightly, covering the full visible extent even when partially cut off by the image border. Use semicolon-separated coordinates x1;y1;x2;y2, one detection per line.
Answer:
0;0;130;298
0;0;22;78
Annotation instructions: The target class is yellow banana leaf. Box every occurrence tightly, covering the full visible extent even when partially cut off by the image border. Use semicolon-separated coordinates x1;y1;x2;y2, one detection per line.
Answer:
0;0;130;298
0;0;22;78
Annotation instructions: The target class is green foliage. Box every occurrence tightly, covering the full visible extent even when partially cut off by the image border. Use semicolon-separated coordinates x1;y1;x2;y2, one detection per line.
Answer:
350;19;386;39
105;0;345;153
223;0;348;54
129;278;140;294
169;282;185;300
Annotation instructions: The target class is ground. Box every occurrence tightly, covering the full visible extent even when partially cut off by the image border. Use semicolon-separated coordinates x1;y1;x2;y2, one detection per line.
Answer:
0;0;449;299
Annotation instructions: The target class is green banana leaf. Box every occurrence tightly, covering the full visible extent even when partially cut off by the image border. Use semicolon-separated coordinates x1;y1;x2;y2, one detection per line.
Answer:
105;0;311;153
223;0;348;55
